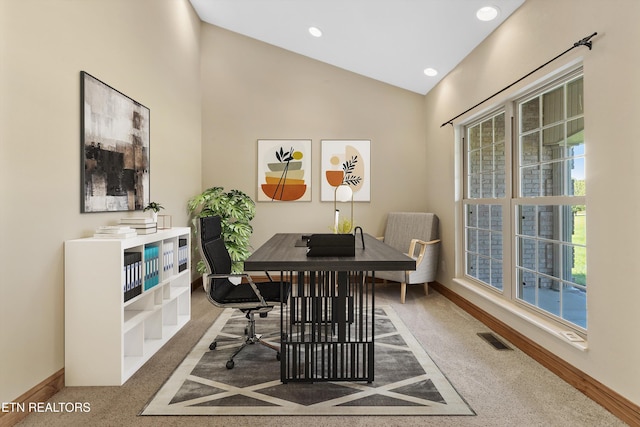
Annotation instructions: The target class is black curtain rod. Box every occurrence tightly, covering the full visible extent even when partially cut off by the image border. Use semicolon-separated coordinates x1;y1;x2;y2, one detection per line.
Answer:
440;32;598;128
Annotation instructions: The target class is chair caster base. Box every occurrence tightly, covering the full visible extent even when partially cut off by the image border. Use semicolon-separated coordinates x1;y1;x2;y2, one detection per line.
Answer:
226;360;235;369
209;342;217;350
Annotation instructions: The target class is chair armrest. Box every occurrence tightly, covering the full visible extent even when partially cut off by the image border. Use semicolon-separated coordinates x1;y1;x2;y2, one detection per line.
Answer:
203;272;249;289
203;273;246;293
205;273;250;279
408;238;441;268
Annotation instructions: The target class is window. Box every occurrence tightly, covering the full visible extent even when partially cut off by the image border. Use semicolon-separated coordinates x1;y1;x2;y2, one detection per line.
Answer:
465;112;507;291
462;68;586;331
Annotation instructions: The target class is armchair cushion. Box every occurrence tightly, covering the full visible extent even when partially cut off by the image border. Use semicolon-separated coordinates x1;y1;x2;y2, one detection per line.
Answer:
376;212;440;285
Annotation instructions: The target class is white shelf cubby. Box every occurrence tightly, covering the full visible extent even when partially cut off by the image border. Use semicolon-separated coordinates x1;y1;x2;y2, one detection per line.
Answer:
65;227;191;386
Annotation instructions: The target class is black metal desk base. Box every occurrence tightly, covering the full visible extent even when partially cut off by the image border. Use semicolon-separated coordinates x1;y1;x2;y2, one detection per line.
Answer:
280;270;375;383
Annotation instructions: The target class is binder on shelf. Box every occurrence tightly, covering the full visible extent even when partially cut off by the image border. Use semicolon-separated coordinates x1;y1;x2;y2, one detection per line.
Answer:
123;252;142;302
144;245;160;291
163;241;175;276
178;238;188;272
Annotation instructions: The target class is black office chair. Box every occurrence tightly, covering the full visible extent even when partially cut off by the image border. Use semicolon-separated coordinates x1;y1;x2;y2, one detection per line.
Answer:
198;216;290;369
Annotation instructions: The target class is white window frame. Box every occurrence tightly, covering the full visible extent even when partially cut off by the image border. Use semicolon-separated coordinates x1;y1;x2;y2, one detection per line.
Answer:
462;109;512;294
457;65;586;335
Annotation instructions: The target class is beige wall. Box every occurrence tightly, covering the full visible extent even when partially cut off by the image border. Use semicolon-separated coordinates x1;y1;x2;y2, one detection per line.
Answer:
199;25;428;249
3;0;639;412
424;0;640;405
0;0;202;402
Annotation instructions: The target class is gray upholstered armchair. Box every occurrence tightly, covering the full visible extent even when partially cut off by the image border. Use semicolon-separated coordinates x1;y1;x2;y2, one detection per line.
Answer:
376;212;440;303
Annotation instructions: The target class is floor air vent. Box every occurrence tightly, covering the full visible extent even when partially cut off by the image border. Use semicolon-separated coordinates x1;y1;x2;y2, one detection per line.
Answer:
477;332;512;350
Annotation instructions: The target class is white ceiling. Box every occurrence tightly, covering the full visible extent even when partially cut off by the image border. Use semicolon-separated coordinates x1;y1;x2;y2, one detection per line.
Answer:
189;0;525;94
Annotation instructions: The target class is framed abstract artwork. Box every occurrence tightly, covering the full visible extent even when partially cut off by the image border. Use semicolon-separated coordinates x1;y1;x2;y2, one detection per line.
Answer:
321;140;371;201
257;139;312;202
81;71;150;212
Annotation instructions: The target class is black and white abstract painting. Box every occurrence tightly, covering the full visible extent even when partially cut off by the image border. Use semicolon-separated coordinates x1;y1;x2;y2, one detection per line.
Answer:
81;71;150;212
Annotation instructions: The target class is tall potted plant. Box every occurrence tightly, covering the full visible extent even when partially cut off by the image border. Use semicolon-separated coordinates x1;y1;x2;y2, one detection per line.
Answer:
187;186;256;274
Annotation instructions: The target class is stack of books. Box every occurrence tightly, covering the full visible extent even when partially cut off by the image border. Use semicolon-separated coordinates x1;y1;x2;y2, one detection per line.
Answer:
119;217;157;234
93;226;137;239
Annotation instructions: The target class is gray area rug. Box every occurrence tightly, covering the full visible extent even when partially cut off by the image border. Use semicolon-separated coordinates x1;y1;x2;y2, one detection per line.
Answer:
142;305;474;416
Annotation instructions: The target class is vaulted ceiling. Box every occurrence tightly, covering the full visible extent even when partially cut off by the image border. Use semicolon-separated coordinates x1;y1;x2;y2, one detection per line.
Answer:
189;0;525;94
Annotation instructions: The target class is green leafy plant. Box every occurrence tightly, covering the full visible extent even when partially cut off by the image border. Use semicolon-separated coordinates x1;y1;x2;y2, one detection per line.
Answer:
187;186;256;274
329;218;354;234
336;218;353;234
143;201;164;213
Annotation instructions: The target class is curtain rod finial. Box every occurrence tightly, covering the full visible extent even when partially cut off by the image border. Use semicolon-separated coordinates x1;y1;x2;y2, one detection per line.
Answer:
575;32;598;50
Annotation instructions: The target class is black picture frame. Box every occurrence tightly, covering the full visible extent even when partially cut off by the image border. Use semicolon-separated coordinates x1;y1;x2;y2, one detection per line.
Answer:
81;71;150;213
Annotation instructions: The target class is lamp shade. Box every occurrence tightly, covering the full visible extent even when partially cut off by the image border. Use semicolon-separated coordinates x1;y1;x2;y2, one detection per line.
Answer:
335;185;353;202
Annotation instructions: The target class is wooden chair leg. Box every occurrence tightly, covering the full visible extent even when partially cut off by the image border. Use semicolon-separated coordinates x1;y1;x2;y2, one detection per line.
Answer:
400;282;407;304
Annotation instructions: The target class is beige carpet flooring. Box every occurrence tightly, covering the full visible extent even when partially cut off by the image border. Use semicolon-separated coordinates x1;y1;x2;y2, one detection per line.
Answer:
17;283;625;426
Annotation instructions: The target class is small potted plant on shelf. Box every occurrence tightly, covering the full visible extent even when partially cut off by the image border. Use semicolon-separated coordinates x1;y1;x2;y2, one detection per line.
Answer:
187;186;255;274
143;201;164;222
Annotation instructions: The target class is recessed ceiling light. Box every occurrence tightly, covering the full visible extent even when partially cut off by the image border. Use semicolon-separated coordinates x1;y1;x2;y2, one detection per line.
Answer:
308;26;323;37
423;68;438;77
476;6;499;21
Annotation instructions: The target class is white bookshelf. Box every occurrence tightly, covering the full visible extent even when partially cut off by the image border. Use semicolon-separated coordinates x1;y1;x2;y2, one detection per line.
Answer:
64;227;191;386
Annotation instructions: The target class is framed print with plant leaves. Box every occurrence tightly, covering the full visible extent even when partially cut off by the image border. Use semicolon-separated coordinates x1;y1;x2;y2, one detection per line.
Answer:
257;139;312;202
81;71;150;212
321;140;370;201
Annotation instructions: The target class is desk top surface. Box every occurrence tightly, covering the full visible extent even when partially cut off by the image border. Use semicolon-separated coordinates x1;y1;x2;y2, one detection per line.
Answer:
244;233;416;272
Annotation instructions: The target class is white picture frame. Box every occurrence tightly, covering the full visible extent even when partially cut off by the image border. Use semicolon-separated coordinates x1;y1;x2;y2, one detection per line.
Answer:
320;140;370;202
257;139;312;202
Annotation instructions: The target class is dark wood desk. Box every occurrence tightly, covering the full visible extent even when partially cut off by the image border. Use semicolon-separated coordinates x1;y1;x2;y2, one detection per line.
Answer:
245;233;415;383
